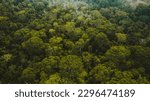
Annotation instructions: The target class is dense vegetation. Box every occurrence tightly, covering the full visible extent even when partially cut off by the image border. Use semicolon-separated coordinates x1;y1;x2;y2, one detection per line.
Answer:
0;0;150;84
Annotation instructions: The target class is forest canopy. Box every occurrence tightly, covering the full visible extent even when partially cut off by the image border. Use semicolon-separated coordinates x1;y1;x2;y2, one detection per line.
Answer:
0;0;150;84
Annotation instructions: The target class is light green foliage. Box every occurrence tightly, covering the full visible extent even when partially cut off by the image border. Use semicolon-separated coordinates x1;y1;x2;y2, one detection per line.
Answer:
45;73;61;84
49;28;56;36
49;36;63;45
0;16;8;21
14;28;30;41
21;67;36;83
64;22;75;33
105;46;132;70
109;69;149;84
1;54;12;62
74;35;89;54
110;70;137;84
22;37;45;51
40;56;60;74
45;36;63;55
29;29;47;39
63;13;72;21
59;55;87;83
40;71;48;84
88;64;112;83
63;39;75;51
30;19;45;30
91;10;103;19
115;33;127;43
45;73;75;84
82;52;94;71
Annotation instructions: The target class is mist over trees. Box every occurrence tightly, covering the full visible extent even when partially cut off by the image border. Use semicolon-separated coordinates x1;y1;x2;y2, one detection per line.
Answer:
0;0;150;84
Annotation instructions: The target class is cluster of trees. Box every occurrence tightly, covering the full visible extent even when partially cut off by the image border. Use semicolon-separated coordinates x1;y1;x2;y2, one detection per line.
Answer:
0;0;150;84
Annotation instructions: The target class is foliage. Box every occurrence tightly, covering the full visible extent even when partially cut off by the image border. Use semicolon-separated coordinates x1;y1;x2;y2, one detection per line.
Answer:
0;0;150;84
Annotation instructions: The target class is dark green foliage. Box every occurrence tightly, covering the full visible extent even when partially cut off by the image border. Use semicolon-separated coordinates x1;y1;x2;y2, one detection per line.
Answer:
0;0;150;84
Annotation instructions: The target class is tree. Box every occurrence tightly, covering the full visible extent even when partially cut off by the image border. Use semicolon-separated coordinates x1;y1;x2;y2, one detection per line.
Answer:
21;67;36;83
115;33;127;44
129;46;150;74
1;54;12;62
91;32;110;53
109;69;149;84
45;73;61;84
0;54;15;83
21;36;45;58
40;56;60;75
45;73;75;84
40;71;48;84
63;39;75;54
88;64;112;83
14;28;30;43
59;55;87;83
63;21;80;41
74;33;90;54
45;36;63;56
82;52;100;72
105;46;132;70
